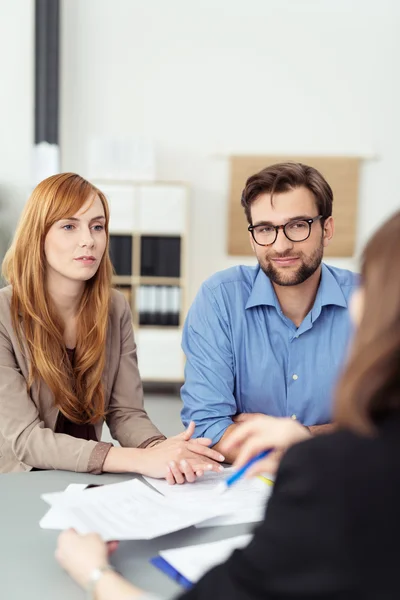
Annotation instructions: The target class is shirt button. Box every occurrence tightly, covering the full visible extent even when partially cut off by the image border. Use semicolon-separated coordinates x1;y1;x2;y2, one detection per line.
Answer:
292;374;298;380
291;414;297;420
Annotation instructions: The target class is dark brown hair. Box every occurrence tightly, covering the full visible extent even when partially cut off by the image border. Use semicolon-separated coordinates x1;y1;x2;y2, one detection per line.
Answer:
241;162;333;224
335;210;400;433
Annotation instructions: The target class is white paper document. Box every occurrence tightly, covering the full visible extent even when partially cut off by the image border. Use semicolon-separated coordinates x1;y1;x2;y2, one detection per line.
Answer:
159;534;253;584
144;468;273;527
40;479;233;541
40;484;89;530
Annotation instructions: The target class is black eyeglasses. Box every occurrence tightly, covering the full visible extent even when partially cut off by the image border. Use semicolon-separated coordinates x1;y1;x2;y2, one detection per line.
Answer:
248;215;323;246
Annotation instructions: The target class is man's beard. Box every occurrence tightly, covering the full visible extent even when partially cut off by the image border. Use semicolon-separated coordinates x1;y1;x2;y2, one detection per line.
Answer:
259;241;324;287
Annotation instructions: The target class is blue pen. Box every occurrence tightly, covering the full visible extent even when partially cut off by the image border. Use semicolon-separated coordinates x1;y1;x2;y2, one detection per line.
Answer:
217;449;272;494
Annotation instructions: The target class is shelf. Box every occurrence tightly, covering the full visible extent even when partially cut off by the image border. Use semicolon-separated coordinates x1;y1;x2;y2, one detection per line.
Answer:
141;377;184;384
114;276;184;286
109;231;187;239
136;328;184;381
137;277;183;286
113;276;134;285
136;325;181;331
100;179;189;382
108;231;134;236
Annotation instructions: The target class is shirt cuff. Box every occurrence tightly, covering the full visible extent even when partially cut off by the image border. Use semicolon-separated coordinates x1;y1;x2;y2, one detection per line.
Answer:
138;435;167;449
88;442;113;474
198;418;234;446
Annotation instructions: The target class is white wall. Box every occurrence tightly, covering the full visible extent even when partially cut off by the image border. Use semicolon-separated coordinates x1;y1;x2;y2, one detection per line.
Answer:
60;0;400;304
0;0;34;232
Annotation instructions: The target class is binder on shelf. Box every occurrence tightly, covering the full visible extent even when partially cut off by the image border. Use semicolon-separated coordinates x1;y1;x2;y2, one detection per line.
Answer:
109;235;132;276
138;286;181;327
159;286;169;326
147;286;158;326
172;286;181;326
138;286;149;325
140;236;181;278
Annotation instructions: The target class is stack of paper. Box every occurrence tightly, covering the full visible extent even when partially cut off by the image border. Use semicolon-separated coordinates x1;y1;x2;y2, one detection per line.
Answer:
40;483;89;530
144;468;273;527
40;479;235;541
153;534;253;586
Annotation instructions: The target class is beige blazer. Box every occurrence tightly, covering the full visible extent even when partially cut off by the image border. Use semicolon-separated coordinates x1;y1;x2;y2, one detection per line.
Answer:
0;286;164;473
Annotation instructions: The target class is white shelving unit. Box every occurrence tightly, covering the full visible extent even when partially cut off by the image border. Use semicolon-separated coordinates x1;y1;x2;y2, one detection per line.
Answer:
95;180;189;383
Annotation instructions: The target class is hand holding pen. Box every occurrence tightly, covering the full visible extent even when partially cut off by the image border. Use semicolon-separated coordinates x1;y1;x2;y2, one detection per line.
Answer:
220;415;311;480
218;450;272;494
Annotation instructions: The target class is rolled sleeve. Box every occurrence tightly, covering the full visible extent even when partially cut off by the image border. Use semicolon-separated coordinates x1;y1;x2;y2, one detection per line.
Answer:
181;284;237;445
88;441;113;474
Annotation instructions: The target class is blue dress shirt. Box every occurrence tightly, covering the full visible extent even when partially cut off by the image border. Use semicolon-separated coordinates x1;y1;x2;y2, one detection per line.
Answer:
181;263;359;445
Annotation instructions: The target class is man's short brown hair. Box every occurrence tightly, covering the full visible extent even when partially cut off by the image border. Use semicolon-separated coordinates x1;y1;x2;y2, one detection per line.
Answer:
241;162;333;224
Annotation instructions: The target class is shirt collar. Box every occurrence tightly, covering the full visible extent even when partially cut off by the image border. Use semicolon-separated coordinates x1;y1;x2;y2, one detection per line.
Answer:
245;267;279;310
245;263;348;312
310;263;348;322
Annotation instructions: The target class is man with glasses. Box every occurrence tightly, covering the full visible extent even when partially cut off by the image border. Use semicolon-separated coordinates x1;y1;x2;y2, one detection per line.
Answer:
181;162;359;463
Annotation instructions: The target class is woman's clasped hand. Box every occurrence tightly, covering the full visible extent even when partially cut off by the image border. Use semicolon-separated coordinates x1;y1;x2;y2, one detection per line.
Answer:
142;421;225;484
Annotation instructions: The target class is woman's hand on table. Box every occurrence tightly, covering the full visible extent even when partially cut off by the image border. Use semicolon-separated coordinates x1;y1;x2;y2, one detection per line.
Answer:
103;422;224;483
142;421;225;484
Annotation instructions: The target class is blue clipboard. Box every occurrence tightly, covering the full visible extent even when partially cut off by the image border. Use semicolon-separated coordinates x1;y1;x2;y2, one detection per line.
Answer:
150;555;193;589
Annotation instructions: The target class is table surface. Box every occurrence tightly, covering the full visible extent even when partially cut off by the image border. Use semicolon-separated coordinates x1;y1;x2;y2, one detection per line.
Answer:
0;471;253;600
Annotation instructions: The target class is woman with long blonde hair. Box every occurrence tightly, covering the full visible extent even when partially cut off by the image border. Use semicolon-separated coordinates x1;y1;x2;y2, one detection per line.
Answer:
0;173;224;479
56;210;400;598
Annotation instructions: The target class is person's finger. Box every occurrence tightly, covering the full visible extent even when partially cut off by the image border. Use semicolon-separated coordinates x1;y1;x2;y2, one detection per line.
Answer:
189;437;212;447
57;528;78;550
196;469;204;477
242;456;278;479
63;528;78;538
232;413;249;423
187;460;224;473
185;453;222;470
221;421;261;451
186;442;225;462
169;460;185;484
209;463;225;473
233;439;268;470
165;465;176;485
178;421;195;441
179;459;196;483
107;541;119;555
244;449;283;479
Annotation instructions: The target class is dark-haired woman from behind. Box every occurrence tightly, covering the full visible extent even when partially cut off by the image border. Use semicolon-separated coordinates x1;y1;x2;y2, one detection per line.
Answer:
57;210;400;598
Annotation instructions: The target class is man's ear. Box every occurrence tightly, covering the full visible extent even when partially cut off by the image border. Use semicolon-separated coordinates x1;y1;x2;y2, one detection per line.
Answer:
323;216;334;248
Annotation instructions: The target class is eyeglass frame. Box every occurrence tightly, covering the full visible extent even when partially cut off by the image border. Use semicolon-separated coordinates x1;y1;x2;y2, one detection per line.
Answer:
248;215;324;246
